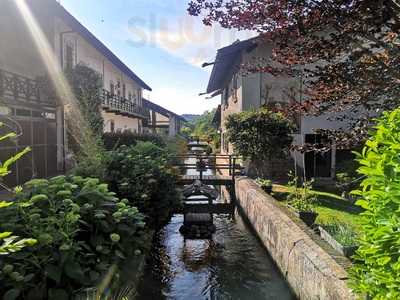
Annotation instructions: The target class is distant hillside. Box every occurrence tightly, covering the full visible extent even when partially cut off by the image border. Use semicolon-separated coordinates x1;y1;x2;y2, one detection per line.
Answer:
181;114;201;123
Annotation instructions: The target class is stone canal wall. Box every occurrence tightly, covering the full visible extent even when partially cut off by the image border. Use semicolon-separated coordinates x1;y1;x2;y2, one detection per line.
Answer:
235;177;356;300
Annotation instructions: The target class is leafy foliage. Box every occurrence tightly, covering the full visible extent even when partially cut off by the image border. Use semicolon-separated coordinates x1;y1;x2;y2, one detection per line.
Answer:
188;0;400;147
0;123;36;258
65;64;104;137
102;131;166;150
225;109;294;160
322;223;358;248
105;143;180;228
190;109;220;150
286;173;317;213
0;175;147;299
64;64;106;179
350;108;400;299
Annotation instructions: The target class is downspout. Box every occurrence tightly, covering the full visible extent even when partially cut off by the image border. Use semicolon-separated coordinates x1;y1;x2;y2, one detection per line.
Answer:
58;29;74;173
59;30;74;68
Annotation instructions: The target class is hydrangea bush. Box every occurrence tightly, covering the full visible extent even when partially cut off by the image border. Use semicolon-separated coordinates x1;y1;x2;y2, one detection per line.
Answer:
0;175;147;299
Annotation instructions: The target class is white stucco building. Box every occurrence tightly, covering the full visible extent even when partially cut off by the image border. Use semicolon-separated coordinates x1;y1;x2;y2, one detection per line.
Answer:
0;0;151;185
143;99;186;137
205;38;354;180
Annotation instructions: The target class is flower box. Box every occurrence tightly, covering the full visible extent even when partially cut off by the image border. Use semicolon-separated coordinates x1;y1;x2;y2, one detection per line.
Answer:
318;226;358;258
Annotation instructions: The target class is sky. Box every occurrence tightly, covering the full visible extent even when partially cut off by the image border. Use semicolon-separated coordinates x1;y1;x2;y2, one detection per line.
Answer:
59;0;254;115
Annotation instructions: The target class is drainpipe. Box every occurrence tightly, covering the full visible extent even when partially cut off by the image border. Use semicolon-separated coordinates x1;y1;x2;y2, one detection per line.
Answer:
59;30;73;173
59;30;74;68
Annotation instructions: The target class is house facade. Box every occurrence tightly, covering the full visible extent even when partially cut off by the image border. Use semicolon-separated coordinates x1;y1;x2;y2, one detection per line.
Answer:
0;0;150;186
143;99;186;137
206;39;353;180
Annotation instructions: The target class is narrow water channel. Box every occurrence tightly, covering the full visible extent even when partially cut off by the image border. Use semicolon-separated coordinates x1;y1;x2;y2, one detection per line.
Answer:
136;153;295;300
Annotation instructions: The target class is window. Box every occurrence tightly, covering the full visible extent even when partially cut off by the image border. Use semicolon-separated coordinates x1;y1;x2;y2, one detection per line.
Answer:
128;92;133;103
117;81;121;98
66;44;74;70
122;83;126;99
110;82;115;96
110;120;115;133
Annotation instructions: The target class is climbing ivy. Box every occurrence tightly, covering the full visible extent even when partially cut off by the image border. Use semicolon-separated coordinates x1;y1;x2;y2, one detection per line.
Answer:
65;64;104;137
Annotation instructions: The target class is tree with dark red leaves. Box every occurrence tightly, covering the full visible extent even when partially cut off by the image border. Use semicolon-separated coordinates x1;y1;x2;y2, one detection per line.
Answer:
188;0;400;148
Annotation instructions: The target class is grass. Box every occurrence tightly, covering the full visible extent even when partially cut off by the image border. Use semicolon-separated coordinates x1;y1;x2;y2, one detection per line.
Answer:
321;223;359;247
315;205;362;232
272;184;363;233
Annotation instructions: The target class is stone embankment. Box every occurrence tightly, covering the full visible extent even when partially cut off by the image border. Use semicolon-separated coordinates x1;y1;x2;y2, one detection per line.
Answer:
235;177;356;300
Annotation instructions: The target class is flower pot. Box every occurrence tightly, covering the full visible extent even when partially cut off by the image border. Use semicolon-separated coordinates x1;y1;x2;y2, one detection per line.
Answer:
262;186;273;194
318;226;358;258
298;211;318;227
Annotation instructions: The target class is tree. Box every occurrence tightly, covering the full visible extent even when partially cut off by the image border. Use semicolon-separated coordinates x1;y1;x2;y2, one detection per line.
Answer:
188;0;400;147
225;109;294;176
192;109;220;149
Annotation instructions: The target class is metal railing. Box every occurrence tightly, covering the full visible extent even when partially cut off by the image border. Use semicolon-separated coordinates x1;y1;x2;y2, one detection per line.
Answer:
171;154;244;182
0;68;52;105
100;89;149;120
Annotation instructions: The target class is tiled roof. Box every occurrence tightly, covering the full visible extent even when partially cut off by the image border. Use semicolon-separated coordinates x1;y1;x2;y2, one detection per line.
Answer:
206;38;257;94
143;99;186;122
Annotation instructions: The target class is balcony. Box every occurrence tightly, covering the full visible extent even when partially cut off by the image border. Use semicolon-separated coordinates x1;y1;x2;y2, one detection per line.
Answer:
101;89;149;120
0;68;53;106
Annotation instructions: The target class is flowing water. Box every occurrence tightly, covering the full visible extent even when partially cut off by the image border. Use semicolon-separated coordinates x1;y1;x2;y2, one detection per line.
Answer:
136;154;295;300
136;213;295;300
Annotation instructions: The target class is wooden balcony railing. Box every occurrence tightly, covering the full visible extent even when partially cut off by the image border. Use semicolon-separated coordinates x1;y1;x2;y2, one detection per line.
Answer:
101;89;149;120
0;68;53;105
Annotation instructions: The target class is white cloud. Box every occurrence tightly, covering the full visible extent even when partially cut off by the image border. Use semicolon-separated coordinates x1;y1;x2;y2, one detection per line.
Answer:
126;14;256;68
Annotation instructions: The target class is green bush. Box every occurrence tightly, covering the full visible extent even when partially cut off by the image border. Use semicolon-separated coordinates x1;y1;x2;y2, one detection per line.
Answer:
226;109;294;160
350;108;400;298
105;143;180;228
0;175;147;299
102;132;165;150
286;173;317;212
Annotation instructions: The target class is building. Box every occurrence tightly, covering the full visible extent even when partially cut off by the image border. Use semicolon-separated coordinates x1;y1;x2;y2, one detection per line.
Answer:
0;0;150;186
143;99;186;137
205;38;354;180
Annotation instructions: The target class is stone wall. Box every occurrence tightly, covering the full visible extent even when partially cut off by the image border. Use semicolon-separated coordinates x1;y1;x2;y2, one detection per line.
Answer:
235;177;356;300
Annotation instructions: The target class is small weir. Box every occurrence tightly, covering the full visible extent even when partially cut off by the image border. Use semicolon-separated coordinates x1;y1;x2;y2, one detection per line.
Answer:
136;142;295;299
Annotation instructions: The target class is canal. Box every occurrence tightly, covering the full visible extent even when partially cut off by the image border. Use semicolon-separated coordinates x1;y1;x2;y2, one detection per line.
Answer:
136;152;295;299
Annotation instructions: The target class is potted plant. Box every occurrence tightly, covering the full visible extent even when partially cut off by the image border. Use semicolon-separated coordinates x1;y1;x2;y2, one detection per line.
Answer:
287;174;318;227
318;223;358;258
256;178;273;194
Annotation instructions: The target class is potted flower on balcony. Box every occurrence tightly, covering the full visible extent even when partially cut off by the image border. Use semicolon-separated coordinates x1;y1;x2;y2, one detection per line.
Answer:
287;175;318;227
256;178;273;194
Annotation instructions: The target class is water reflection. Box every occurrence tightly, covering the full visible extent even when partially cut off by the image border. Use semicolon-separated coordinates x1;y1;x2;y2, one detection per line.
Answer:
136;213;295;300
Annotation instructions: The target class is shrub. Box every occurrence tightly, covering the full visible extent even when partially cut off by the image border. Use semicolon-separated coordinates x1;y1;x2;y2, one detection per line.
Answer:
102;132;165;150
0;175;147;299
226;109;294;160
286;173;317;212
350;108;400;298
105;143;180;228
225;109;294;176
